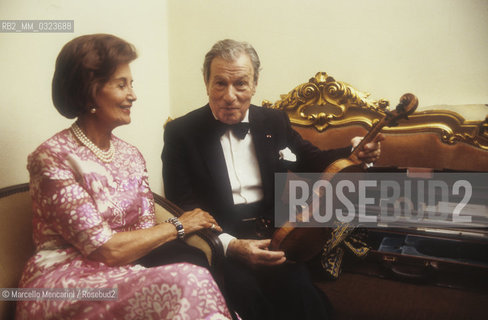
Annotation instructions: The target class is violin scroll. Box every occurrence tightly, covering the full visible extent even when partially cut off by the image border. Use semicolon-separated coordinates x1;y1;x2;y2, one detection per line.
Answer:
386;93;419;126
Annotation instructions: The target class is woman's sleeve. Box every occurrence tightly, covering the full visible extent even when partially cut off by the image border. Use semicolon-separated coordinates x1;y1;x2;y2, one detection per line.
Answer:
28;147;115;256
133;151;157;230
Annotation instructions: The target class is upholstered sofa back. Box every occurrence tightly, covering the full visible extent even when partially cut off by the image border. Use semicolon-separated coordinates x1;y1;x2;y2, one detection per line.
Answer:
293;125;488;171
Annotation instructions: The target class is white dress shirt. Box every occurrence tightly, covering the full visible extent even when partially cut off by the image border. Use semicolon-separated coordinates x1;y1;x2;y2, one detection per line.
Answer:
216;111;264;255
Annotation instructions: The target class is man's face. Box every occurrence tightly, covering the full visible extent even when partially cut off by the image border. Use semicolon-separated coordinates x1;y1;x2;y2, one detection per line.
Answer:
205;54;256;125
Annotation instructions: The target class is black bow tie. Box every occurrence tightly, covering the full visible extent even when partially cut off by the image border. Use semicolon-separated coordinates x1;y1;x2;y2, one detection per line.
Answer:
219;122;250;139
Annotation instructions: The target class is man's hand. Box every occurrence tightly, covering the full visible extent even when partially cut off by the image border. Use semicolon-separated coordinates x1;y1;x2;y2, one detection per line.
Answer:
351;133;385;165
227;238;286;267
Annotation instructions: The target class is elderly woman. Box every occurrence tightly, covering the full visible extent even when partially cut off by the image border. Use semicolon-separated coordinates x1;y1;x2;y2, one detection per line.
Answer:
16;34;232;320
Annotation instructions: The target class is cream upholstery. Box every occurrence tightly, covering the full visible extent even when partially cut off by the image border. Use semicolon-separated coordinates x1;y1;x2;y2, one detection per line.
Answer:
0;183;223;320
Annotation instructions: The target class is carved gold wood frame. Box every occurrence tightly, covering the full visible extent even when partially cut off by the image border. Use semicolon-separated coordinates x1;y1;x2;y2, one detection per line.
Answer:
263;72;488;150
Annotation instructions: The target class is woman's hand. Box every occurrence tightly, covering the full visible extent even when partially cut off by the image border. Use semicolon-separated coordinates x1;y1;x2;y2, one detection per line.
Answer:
88;208;221;266
178;208;222;234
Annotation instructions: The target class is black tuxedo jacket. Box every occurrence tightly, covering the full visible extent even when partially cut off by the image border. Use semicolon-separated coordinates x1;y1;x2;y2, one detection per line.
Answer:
162;104;351;229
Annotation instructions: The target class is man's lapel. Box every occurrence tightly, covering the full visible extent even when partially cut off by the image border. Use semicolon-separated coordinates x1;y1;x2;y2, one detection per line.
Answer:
249;105;276;200
197;106;235;208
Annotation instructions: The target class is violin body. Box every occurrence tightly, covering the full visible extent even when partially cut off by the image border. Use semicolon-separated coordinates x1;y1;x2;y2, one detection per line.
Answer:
270;93;419;262
324;158;363;174
270;160;365;261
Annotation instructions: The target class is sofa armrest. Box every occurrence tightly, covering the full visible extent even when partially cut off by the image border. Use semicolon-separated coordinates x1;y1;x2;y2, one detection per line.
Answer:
152;193;225;268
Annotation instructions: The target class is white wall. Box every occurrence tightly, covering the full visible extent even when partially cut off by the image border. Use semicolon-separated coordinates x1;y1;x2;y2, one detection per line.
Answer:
0;0;170;194
1;0;488;193
168;0;488;117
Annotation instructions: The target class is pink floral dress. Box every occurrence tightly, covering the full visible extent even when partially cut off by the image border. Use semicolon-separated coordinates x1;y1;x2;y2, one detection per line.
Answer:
16;128;232;320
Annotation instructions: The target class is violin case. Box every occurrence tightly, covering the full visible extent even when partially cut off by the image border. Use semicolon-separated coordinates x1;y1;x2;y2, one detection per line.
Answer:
312;226;485;320
321;167;488;319
353;228;488;289
314;166;488;319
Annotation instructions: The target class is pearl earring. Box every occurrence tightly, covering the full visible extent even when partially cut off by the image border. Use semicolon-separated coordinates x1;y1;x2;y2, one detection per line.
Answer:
90;107;96;114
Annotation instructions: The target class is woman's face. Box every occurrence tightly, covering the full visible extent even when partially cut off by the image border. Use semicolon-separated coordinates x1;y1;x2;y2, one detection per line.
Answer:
93;63;137;130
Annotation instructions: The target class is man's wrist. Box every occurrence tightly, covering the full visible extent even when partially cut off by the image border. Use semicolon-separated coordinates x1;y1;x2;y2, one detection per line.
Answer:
218;233;237;256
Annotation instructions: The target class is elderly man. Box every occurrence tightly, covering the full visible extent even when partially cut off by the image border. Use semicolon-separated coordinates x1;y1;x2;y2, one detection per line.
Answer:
162;39;382;320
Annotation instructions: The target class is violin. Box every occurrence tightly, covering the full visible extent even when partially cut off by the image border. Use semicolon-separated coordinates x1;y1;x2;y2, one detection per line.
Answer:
270;93;419;262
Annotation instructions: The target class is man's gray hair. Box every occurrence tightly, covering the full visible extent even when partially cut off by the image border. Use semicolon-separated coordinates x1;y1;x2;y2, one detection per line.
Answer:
203;39;261;85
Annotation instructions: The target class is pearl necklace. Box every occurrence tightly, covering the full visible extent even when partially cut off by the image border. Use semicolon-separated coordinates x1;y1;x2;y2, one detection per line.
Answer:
70;122;115;163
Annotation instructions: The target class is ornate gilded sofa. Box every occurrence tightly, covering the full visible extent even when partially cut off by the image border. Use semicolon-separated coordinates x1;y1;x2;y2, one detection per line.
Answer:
0;183;223;319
